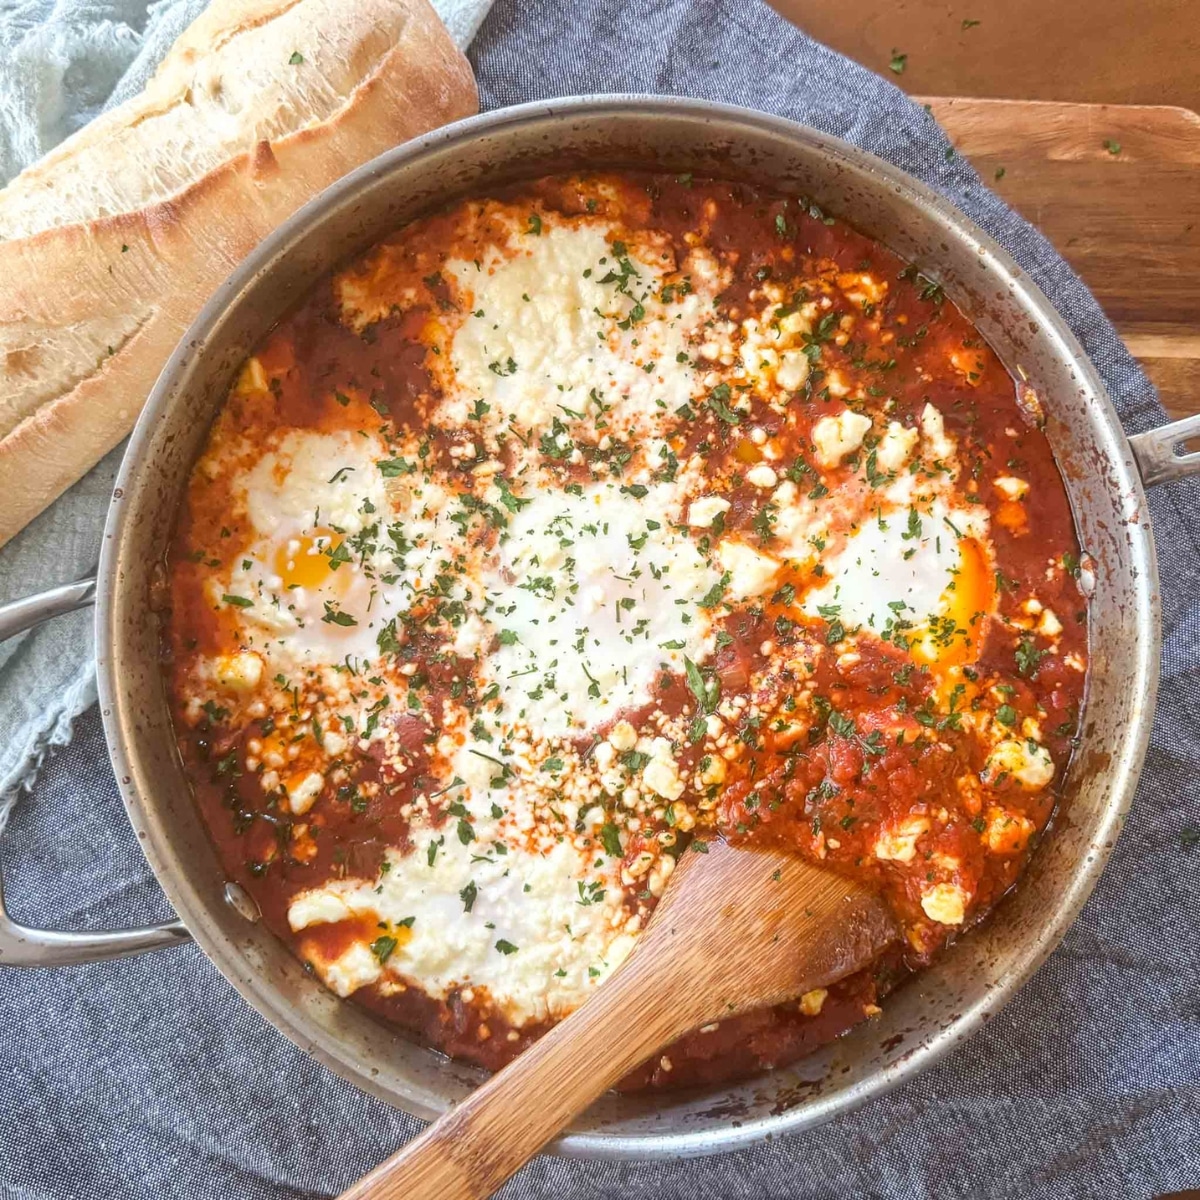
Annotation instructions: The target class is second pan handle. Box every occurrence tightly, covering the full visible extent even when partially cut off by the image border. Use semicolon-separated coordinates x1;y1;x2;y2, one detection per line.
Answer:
1129;412;1200;487
0;577;191;967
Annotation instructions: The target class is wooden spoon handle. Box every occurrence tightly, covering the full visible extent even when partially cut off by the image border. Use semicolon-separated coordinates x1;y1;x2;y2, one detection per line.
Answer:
338;960;695;1200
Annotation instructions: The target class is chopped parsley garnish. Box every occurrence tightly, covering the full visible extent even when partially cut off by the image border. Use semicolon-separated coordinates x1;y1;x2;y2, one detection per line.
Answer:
684;655;720;713
377;620;401;654
706;383;740;424
494;939;519;955
496;477;530;512
828;711;856;739
1015;637;1046;677
698;571;731;609
378;456;416;477
600;822;623;857
321;602;357;626
369;935;397;963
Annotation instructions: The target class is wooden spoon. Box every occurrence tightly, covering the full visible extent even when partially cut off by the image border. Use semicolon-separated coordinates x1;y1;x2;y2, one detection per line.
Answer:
339;838;897;1200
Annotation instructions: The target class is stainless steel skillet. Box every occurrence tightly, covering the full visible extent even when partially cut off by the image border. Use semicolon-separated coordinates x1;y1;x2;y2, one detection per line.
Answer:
2;96;1197;1160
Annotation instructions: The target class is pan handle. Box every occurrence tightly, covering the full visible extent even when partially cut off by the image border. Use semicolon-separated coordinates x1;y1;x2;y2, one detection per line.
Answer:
1129;412;1200;488
0;577;191;967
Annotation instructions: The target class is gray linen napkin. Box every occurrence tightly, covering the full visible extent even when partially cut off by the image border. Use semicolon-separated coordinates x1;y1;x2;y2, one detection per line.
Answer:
2;0;1198;1196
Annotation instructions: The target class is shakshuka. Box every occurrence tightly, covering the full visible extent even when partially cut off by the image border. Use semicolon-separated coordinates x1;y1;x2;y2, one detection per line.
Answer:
165;172;1089;1089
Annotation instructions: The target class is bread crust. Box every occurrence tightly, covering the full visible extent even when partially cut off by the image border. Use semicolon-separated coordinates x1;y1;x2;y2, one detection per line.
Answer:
0;0;477;547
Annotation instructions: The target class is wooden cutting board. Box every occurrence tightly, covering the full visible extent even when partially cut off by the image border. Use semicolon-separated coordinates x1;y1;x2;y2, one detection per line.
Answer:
921;98;1200;422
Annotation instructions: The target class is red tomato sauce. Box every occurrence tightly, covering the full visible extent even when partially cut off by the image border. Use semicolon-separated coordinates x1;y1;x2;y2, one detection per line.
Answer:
164;172;1088;1089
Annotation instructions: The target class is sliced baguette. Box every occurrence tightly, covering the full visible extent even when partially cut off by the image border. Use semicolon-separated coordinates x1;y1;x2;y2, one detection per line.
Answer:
0;0;477;547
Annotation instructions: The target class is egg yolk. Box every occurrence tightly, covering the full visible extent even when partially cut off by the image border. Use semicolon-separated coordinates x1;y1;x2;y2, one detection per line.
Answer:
275;531;345;591
912;536;995;666
734;438;763;464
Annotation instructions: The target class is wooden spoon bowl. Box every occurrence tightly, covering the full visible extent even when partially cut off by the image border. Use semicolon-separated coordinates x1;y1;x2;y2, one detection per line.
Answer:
340;839;897;1200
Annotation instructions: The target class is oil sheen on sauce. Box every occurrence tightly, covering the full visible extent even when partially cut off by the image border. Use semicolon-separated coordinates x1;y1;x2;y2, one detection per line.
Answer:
164;172;1089;1090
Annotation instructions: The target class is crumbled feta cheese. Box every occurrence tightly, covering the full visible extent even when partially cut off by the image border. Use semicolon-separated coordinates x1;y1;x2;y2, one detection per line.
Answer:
286;771;324;815
874;421;919;473
873;815;931;863
322;943;383;997
745;463;779;489
213;651;263;693
799;987;828;1016
994;475;1030;501
643;753;685;801
688;495;732;528
322;730;347;757
717;539;779;599
812;409;872;467
608;720;638;752
920;403;956;462
1037;608;1063;637
982;739;1055;789
776;348;811;392
921;882;967;926
982;806;1037;855
288;891;354;929
824;370;851;398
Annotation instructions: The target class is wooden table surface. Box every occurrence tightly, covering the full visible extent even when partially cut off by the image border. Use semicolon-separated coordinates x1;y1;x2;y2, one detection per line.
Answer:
768;0;1200;112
